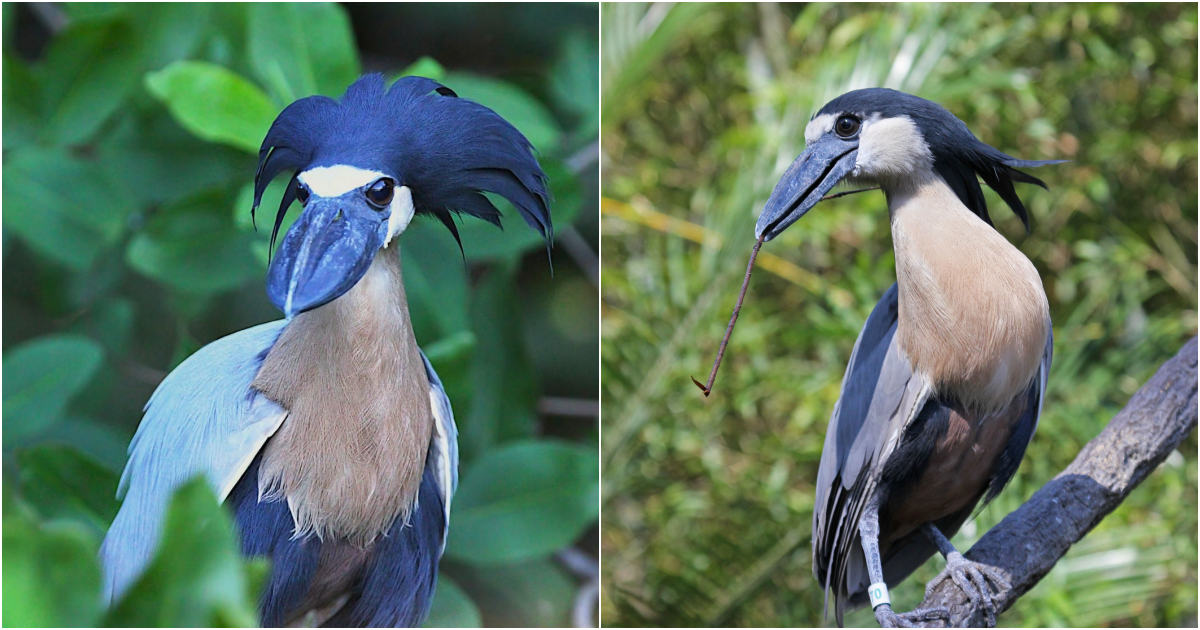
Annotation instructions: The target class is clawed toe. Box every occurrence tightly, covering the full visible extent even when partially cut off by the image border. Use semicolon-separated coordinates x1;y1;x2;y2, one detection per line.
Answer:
924;552;1010;627
874;603;950;628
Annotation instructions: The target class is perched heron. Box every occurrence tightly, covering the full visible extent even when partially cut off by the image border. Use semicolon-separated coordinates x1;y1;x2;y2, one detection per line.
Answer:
100;74;552;627
756;89;1062;627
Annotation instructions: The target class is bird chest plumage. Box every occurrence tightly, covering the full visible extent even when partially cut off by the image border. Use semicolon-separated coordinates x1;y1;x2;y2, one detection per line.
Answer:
252;251;434;545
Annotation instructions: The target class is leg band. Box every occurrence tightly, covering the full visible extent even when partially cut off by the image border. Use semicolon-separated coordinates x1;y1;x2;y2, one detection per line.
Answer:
868;582;890;609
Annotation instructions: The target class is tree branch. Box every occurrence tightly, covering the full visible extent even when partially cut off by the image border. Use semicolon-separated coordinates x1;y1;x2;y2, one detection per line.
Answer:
918;336;1198;627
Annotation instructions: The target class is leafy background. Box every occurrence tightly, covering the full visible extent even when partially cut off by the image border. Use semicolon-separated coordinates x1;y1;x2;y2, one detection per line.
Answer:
2;2;598;627
601;3;1196;628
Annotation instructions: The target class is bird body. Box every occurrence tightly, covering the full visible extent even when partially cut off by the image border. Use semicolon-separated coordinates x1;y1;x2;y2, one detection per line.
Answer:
101;74;550;627
755;88;1060;627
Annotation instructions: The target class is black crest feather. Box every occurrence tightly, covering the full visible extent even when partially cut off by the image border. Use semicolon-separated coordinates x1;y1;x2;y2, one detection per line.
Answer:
252;73;552;255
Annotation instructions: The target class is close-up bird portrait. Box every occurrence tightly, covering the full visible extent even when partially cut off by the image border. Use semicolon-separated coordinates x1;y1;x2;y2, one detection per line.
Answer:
601;3;1196;628
3;3;599;628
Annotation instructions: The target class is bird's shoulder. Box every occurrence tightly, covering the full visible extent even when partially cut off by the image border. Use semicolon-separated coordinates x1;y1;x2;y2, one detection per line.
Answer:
102;320;290;602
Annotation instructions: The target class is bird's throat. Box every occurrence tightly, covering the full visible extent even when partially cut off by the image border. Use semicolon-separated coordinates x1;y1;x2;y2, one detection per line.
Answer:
252;250;434;544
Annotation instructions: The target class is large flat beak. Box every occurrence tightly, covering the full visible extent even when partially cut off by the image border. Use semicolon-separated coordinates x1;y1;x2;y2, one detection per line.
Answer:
266;194;388;318
755;135;858;241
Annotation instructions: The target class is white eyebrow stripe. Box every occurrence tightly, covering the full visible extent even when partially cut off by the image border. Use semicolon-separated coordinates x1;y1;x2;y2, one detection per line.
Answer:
805;113;837;145
298;165;387;197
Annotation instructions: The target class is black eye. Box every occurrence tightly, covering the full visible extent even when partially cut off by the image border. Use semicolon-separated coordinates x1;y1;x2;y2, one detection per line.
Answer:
295;184;310;205
365;178;395;208
835;115;861;138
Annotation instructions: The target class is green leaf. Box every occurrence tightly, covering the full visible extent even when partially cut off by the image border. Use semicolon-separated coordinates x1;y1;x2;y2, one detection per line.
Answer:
97;108;251;207
422;330;477;420
460;264;538;459
104;478;261;627
294;2;360;95
22;416;132;475
133;3;212;71
424;575;482;628
37;15;143;145
2;515;103;627
423;330;477;368
402;229;471;339
550;31;600;138
447;558;576;627
145;60;277;153
452;158;582;261
247;2;359;101
3;147;136;270
447;440;599;564
127;190;261;294
17;445;120;531
2;335;104;445
3;52;41;149
400;56;447;82
2;2;15;47
443;71;563;151
57;3;125;21
69;297;136;357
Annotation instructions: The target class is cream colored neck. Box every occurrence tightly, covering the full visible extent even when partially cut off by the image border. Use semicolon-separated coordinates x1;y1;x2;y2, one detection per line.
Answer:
253;249;434;544
886;173;1049;413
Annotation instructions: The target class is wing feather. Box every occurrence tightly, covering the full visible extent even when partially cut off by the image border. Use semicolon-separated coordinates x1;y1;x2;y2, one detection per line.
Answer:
100;321;290;603
419;351;459;551
812;284;934;625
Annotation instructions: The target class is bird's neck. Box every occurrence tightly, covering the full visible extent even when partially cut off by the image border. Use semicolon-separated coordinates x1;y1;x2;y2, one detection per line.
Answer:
252;248;434;544
885;173;1049;413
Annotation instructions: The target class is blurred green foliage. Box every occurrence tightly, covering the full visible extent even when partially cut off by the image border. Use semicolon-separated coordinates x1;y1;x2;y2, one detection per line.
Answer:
3;2;598;627
601;3;1196;627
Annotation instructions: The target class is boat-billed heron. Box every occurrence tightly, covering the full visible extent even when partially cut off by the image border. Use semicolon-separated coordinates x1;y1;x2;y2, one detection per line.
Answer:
99;74;551;627
757;89;1062;627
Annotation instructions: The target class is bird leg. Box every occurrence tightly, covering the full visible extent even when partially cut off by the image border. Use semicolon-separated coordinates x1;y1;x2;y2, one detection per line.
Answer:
858;503;950;628
920;523;1010;627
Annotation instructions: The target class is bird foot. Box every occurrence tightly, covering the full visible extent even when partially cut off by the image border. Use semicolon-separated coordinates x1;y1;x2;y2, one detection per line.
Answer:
873;603;950;628
924;551;1010;627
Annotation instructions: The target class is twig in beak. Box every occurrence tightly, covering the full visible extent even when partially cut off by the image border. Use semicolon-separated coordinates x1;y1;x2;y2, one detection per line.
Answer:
692;235;764;397
822;186;880;201
690;186;878;397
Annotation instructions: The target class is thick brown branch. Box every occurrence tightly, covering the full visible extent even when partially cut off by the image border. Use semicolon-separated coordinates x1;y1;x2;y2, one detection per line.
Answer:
916;337;1198;627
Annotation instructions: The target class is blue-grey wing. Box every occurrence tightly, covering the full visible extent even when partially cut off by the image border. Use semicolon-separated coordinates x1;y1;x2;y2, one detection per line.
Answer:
812;283;933;622
813;283;900;536
420;350;458;550
100;321;290;603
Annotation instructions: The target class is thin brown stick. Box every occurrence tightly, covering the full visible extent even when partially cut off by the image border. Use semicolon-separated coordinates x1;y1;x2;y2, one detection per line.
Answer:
692;236;764;396
690;187;879;398
822;185;880;200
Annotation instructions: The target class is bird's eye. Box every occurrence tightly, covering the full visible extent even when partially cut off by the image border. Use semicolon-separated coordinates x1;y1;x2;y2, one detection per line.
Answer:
835;115;861;138
365;178;395;208
295;184;310;206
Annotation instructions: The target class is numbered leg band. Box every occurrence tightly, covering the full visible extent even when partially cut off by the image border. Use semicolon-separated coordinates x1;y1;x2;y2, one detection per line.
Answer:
868;582;890;609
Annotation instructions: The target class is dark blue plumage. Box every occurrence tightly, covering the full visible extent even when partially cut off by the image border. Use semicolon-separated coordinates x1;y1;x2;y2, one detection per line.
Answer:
252;74;552;255
228;455;322;626
330;467;444;627
228;451;445;627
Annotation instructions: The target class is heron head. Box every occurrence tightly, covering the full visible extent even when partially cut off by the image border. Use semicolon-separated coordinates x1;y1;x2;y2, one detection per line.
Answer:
253;74;552;318
755;88;1065;242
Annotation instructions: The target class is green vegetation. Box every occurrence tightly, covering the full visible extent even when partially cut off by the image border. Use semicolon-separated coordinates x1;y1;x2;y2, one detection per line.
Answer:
3;3;598;627
601;3;1196;627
